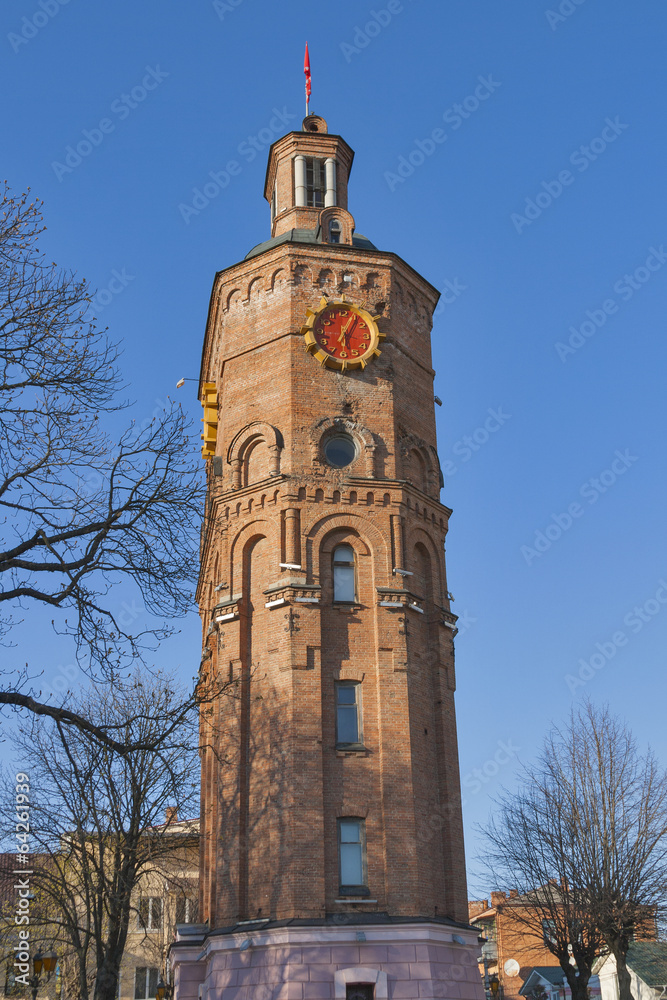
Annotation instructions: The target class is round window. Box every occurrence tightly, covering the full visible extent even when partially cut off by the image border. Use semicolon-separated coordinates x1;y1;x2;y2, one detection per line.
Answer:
324;434;357;468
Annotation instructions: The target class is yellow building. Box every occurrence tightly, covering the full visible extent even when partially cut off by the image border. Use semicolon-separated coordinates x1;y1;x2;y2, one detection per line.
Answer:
119;816;199;1000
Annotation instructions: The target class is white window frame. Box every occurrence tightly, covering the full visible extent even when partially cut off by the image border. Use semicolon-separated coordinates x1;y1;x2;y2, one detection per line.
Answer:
134;967;159;1000
175;896;198;925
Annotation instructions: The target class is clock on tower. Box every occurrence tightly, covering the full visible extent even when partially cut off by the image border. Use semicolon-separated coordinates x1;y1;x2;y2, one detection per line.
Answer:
171;111;484;1000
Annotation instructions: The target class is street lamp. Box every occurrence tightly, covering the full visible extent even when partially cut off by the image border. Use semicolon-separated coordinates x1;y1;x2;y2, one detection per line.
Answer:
156;978;171;1000
30;951;57;1000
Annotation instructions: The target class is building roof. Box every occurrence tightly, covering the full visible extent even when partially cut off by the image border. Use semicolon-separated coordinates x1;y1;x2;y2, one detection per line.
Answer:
625;942;667;987
471;886;573;922
519;968;566;994
244;228;377;260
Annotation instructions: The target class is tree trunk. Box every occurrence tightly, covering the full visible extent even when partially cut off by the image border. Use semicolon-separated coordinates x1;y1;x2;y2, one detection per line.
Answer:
562;965;591;1000
94;957;121;1000
93;904;133;1000
71;946;90;1000
570;980;591;1000
612;945;636;1000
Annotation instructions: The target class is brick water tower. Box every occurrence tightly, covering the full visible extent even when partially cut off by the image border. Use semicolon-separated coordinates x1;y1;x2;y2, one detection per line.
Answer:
170;112;484;1000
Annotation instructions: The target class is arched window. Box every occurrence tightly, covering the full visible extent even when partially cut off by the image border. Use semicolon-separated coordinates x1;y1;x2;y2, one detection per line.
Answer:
328;219;341;243
333;544;356;602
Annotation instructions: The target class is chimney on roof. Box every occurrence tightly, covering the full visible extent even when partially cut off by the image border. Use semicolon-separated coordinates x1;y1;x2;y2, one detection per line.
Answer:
166;807;178;824
509;890;518;898
469;900;489;919
491;891;507;906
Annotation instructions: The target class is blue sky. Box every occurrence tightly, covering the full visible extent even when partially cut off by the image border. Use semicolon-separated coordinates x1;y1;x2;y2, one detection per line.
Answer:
2;0;666;892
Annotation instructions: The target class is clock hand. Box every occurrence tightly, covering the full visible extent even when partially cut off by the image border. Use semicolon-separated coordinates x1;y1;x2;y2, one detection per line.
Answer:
338;315;357;348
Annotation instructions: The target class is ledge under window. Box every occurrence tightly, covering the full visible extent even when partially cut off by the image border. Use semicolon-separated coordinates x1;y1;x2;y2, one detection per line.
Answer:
336;741;367;752
338;884;370;897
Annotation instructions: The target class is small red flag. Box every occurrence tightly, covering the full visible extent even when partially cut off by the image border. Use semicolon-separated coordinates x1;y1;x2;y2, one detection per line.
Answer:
304;42;312;106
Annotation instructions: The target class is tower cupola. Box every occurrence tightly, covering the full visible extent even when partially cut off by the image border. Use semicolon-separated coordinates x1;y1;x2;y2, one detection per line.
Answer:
264;114;354;239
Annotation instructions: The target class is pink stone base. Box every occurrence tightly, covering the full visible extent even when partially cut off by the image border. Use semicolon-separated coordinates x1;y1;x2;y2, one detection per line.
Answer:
171;922;484;1000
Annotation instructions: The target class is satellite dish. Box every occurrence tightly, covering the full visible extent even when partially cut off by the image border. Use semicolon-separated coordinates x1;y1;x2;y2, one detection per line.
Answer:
504;960;520;978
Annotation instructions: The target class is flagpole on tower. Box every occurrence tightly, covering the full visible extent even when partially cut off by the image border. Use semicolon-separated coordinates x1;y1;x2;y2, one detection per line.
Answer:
304;42;311;117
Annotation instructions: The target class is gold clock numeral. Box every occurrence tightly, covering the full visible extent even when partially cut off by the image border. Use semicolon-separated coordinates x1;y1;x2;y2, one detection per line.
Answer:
339;310;348;316
351;350;359;356
358;321;366;328
323;319;333;326
340;351;348;358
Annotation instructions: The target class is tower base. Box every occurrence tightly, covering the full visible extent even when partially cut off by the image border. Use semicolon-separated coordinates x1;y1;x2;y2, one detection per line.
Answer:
171;918;484;1000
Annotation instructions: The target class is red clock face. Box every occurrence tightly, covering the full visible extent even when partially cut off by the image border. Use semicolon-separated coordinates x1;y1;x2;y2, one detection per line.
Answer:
312;305;373;362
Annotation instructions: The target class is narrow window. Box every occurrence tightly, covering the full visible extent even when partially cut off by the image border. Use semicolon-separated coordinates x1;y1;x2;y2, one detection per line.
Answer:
134;969;159;1000
306;157;325;207
333;544;356;602
336;681;361;745
329;219;341;243
338;818;368;893
175;896;199;925
542;918;557;945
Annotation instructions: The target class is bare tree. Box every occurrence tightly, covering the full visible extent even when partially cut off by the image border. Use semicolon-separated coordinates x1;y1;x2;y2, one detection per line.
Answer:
0;184;206;750
480;703;667;1000
480;813;604;1000
5;670;200;1000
